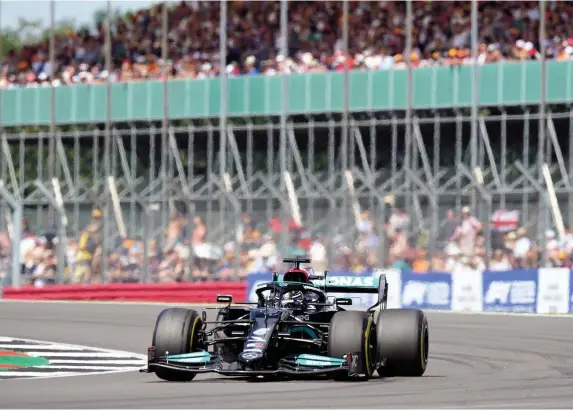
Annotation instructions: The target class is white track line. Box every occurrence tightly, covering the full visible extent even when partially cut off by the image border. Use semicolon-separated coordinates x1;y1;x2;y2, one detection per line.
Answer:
42;365;143;370
0;336;147;381
48;359;144;365
25;352;141;358
0;372;79;378
0;344;86;350
0;336;146;360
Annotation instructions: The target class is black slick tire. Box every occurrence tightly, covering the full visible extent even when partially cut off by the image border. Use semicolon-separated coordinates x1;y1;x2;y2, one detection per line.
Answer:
327;311;376;380
376;309;428;377
152;308;203;382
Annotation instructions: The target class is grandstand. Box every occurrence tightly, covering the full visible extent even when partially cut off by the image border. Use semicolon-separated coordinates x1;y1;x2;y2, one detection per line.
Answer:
1;1;573;286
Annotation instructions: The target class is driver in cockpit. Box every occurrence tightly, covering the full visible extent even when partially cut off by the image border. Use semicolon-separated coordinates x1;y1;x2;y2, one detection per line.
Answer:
281;269;320;310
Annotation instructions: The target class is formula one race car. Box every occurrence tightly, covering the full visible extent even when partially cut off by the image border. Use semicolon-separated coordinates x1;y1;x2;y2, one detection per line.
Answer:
140;257;429;381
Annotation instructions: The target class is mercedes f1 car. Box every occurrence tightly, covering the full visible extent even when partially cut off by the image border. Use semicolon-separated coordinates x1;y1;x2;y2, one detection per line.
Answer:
140;257;429;381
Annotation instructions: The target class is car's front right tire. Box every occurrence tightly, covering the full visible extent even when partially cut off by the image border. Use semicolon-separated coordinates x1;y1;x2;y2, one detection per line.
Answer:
152;308;203;382
375;308;428;377
327;311;377;380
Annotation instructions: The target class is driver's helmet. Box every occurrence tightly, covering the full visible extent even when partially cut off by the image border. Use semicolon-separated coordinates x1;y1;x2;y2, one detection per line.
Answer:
281;289;305;310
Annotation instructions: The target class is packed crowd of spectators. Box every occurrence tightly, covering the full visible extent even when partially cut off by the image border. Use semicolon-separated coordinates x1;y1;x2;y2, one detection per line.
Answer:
1;199;572;287
2;1;573;88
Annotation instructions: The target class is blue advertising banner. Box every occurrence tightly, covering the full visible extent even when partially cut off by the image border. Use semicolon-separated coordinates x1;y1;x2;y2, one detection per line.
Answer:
400;271;452;310
482;269;538;313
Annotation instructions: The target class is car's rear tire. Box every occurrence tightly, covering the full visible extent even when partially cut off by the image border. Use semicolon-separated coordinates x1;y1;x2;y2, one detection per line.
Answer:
376;309;428;377
152;308;203;382
327;311;376;380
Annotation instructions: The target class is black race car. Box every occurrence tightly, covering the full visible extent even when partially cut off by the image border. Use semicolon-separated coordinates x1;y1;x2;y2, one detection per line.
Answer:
140;257;429;381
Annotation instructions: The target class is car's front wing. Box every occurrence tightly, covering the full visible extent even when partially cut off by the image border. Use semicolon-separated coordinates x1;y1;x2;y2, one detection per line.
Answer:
140;347;365;378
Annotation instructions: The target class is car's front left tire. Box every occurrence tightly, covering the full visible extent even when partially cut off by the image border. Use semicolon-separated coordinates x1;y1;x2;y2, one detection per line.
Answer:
152;308;203;382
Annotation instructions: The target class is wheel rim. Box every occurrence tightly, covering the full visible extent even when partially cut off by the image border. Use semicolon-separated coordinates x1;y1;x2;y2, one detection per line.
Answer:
365;326;377;376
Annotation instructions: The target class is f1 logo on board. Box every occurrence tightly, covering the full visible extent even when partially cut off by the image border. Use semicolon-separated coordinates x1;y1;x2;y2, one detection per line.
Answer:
401;280;451;309
483;280;536;312
482;269;538;313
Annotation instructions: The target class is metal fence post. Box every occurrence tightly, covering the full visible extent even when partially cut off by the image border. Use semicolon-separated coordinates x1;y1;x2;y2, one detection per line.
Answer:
47;0;56;227
538;0;548;265
0;181;21;287
405;0;413;239
279;0;289;255
34;180;67;284
470;0;479;213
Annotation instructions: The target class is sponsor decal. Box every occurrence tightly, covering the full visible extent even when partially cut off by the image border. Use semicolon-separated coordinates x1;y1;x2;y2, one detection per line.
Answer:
299;360;332;366
326;276;377;287
295;354;345;367
167;351;211;364
240;352;261;360
312;276;377;287
451;270;483;312
245;343;265;349
482;269;537;312
536;268;570;314
298;354;343;362
253;328;269;336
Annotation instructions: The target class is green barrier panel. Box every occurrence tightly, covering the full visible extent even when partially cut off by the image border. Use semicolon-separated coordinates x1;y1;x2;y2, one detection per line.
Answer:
2;60;572;126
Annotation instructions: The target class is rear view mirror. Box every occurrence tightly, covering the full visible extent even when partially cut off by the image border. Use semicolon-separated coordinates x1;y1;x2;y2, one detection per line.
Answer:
335;298;352;306
216;294;233;303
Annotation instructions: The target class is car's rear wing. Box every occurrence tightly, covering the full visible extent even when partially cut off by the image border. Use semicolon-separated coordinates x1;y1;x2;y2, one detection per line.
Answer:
311;271;388;311
321;285;379;294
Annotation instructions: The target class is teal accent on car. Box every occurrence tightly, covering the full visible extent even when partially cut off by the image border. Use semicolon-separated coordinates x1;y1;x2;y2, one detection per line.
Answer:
166;351;211;363
295;354;346;367
289;326;319;339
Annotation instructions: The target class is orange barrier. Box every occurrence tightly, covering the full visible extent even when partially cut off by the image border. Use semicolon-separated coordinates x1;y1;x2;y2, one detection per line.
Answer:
2;282;247;303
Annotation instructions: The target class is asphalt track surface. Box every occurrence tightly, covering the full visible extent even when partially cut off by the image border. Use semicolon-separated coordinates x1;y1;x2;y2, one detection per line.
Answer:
0;301;572;408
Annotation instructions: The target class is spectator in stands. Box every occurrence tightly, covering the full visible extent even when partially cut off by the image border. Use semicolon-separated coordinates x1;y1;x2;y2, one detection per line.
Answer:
192;216;207;245
450;206;482;257
3;1;573;89
513;227;532;266
309;234;327;272
386;196;410;240
489;249;513;271
440;209;459;250
72;208;102;283
164;212;184;253
158;246;186;282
